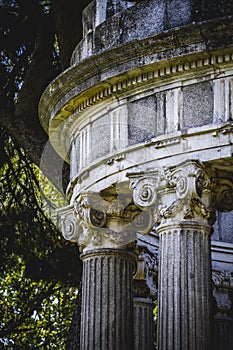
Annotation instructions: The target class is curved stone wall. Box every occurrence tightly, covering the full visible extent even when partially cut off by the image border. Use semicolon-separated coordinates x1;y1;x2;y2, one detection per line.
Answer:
72;0;233;63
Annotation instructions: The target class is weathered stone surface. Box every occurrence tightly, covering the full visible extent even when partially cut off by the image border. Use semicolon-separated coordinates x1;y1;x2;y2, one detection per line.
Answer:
129;160;220;349
133;256;155;350
213;212;233;244
134;297;154;350
158;224;212;350
128;96;157;145
212;267;233;350
91;114;111;161
73;0;233;62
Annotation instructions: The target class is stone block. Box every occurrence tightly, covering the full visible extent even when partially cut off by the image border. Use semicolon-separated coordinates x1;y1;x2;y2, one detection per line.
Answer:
182;81;213;129
213;211;233;243
128;95;157;145
91;114;110;160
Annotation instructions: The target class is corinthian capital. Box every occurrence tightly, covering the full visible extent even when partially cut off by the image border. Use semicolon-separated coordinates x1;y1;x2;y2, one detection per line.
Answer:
158;160;216;224
58;190;154;252
128;160;217;225
160;160;215;199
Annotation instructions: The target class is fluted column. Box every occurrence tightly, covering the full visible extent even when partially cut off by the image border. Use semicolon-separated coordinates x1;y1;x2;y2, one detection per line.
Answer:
133;281;154;350
81;248;135;350
212;269;233;350
134;296;154;350
129;160;218;350
157;223;212;349
156;162;217;350
133;250;157;350
58;190;153;350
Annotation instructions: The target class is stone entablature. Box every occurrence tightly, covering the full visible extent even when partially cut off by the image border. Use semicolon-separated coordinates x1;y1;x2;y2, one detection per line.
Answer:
40;48;233;145
39;15;233;160
39;46;233;199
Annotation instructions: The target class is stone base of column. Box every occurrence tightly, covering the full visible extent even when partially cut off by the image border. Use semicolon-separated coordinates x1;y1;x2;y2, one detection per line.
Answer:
157;223;212;350
80;248;135;350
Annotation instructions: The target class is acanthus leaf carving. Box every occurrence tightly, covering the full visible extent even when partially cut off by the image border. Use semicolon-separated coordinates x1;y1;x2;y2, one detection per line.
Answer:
158;199;183;220
157;161;217;224
64;190;154;251
191;197;216;223
196;168;216;197
128;161;217;225
162;161;211;200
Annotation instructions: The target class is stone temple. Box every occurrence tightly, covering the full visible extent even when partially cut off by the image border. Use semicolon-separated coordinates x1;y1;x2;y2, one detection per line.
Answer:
39;1;233;349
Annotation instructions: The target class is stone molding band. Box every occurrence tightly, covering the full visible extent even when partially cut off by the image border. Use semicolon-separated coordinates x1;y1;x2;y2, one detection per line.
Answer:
40;48;233;144
80;247;136;263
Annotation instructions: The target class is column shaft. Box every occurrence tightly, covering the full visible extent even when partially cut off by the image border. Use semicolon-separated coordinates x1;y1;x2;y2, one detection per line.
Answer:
157;224;212;350
134;297;154;350
80;248;135;350
213;318;233;350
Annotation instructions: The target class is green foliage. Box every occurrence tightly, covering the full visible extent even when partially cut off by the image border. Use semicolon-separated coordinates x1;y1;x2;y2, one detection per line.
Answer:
0;1;83;346
153;299;158;348
0;257;78;348
0;128;80;347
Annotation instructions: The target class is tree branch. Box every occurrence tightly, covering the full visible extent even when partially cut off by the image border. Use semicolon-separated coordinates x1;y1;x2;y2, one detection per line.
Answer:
0;283;59;338
0;109;69;194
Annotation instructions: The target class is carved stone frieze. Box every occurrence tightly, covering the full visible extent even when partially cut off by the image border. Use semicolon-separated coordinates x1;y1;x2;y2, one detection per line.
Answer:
212;269;233;315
